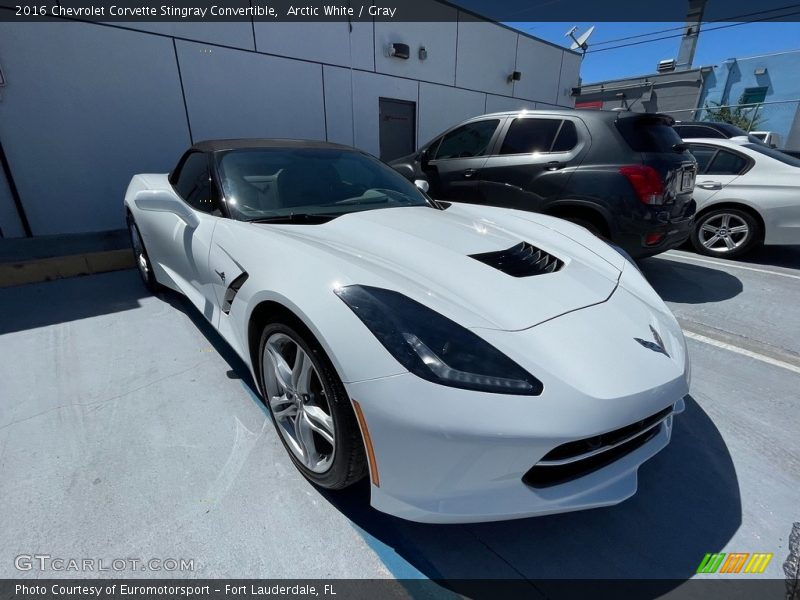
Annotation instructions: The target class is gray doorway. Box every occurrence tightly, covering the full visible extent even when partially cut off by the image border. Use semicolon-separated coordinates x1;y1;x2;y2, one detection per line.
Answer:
379;98;416;162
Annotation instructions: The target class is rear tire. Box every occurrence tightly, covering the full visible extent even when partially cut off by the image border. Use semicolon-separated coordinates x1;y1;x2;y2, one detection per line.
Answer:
258;322;367;489
126;213;160;293
691;208;760;259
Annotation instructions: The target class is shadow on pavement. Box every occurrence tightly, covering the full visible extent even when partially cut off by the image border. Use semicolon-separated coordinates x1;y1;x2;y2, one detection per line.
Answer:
318;396;741;598
737;244;800;269
676;242;800;270
639;257;743;304
160;289;260;396
0;269;147;335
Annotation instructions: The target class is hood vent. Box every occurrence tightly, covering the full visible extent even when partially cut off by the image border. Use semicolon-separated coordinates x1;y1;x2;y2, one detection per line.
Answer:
470;242;563;277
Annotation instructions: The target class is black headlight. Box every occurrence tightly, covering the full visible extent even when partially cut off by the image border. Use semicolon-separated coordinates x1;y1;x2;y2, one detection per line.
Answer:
335;285;543;395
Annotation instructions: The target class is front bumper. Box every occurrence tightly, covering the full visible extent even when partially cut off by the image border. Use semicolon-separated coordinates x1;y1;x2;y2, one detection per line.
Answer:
348;370;685;523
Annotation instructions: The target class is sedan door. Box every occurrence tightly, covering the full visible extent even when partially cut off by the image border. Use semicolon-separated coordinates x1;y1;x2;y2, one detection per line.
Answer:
422;118;503;203
687;144;751;209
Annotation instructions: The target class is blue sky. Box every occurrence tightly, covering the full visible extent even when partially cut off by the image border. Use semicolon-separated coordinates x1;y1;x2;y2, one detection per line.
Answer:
507;22;800;83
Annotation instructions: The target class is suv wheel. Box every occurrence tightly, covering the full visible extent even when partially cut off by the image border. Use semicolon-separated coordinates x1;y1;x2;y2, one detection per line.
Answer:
691;208;759;259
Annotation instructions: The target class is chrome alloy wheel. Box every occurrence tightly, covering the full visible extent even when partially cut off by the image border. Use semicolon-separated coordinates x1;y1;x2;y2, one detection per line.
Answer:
129;221;150;280
698;212;750;253
263;333;336;473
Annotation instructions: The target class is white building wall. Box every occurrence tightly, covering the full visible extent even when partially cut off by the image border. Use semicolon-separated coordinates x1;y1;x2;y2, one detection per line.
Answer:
120;21;256;50
485;95;537;113
175;41;326;141
374;11;459;85
322;66;355;146
254;21;374;70
0;22;191;236
513;35;565;106
418;83;486;145
559;52;583;107
0;9;580;237
455;20;519;96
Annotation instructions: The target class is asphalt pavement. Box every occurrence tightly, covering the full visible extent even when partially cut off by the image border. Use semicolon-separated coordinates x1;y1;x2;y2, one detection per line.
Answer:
0;245;797;594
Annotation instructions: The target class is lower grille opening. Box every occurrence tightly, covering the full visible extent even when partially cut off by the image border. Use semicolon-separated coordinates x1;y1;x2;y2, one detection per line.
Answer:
522;408;672;488
542;406;672;462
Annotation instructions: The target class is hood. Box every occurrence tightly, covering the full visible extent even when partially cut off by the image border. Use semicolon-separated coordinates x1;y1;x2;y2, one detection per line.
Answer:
259;205;623;331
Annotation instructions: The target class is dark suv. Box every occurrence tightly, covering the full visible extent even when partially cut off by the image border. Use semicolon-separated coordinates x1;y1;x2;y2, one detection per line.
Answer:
390;110;697;258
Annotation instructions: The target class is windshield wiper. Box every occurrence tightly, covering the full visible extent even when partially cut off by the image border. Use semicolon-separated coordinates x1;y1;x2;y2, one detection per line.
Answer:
247;213;338;224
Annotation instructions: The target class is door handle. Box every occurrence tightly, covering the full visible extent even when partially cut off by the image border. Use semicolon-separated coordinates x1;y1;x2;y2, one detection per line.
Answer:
463;168;478;178
214;269;226;282
697;181;722;190
545;161;565;171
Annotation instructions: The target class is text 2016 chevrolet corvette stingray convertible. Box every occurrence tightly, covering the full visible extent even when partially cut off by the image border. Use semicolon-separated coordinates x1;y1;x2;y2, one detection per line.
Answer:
124;139;690;523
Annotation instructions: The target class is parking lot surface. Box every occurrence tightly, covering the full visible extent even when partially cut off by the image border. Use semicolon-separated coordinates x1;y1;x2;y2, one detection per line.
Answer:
1;246;798;591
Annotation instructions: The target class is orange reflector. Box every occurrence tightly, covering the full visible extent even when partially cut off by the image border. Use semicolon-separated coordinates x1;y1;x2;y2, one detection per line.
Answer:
351;399;380;487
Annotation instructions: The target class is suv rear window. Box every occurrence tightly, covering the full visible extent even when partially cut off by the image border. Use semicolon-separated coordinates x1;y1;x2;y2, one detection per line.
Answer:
616;116;683;153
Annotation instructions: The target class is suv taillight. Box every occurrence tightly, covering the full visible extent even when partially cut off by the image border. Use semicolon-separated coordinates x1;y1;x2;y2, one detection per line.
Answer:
619;165;665;205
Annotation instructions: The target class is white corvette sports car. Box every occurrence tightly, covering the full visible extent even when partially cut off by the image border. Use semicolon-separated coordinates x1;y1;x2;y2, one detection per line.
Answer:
124;139;690;524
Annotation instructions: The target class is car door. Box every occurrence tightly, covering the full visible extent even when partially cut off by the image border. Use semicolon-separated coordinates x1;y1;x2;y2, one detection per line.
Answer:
147;151;222;316
687;144;751;209
422;118;503;203
477;117;584;210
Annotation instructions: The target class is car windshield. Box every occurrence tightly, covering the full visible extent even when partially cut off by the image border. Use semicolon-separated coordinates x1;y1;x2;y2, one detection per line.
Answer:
743;143;800;168
217;147;432;222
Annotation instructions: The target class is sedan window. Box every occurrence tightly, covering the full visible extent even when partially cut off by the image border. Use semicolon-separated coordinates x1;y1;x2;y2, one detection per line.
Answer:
687;146;717;173
706;150;748;175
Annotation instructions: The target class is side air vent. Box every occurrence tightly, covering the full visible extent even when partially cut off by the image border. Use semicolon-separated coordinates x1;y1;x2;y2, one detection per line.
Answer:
469;242;563;277
222;272;249;314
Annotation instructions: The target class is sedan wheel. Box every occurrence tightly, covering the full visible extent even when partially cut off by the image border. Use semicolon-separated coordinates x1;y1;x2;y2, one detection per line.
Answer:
259;323;366;488
691;208;760;259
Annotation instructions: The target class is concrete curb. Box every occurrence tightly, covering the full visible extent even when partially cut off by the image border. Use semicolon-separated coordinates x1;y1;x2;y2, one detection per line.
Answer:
0;248;135;288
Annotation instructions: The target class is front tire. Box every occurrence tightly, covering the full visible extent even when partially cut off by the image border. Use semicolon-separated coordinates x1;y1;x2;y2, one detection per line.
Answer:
258;322;367;489
691;208;760;259
127;213;160;292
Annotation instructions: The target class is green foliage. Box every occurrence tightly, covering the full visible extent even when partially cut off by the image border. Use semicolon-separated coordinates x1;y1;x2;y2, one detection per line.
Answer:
701;100;765;132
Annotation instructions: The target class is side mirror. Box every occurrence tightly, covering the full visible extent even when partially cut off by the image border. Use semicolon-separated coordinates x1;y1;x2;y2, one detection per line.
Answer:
420;148;430;168
414;179;430;194
134;189;200;229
